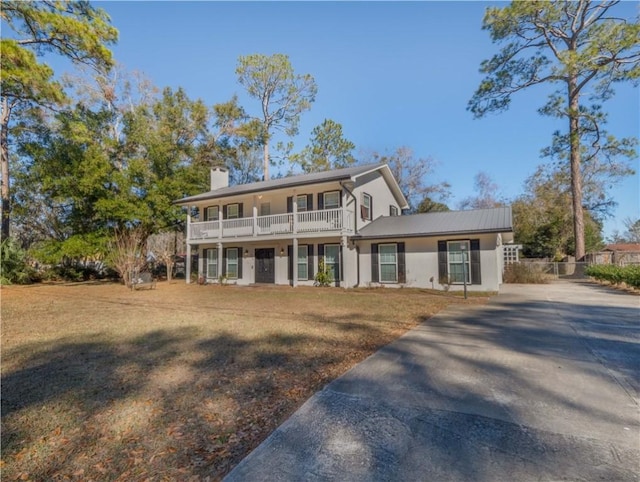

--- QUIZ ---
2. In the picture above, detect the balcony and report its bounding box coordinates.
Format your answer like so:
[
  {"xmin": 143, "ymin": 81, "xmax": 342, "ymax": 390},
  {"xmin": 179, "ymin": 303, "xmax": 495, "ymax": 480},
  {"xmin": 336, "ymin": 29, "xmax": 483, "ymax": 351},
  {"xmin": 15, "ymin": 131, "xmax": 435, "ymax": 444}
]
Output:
[{"xmin": 188, "ymin": 208, "xmax": 353, "ymax": 242}]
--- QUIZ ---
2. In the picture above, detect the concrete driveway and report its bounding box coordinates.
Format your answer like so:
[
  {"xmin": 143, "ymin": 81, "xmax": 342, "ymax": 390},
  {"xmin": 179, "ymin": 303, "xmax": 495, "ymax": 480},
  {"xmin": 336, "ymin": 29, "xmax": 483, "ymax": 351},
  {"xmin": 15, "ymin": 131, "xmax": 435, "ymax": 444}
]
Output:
[{"xmin": 225, "ymin": 282, "xmax": 639, "ymax": 481}]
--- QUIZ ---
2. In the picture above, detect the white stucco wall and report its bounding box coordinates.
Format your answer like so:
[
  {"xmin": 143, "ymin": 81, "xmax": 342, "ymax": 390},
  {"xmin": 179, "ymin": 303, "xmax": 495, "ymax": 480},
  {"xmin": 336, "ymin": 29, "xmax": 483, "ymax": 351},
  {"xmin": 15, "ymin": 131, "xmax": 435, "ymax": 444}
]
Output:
[{"xmin": 356, "ymin": 233, "xmax": 505, "ymax": 292}]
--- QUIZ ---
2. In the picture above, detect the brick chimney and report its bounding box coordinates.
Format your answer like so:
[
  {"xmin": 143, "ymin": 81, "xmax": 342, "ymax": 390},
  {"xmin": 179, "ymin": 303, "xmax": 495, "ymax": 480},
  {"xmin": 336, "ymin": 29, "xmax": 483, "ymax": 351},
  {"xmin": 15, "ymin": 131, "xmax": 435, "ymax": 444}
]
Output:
[{"xmin": 210, "ymin": 166, "xmax": 229, "ymax": 191}]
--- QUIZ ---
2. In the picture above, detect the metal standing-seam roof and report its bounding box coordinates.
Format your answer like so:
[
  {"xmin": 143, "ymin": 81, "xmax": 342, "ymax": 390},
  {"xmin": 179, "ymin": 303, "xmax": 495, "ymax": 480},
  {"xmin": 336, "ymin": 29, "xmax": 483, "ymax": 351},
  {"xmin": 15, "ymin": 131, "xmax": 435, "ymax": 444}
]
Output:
[
  {"xmin": 174, "ymin": 162, "xmax": 408, "ymax": 208},
  {"xmin": 356, "ymin": 207, "xmax": 513, "ymax": 239}
]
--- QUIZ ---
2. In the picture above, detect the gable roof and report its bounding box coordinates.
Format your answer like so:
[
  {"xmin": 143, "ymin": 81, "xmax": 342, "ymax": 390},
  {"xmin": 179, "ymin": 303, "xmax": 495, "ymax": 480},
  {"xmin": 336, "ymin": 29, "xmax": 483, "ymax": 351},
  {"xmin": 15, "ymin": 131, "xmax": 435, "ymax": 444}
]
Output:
[
  {"xmin": 356, "ymin": 207, "xmax": 513, "ymax": 239},
  {"xmin": 603, "ymin": 243, "xmax": 640, "ymax": 252},
  {"xmin": 175, "ymin": 163, "xmax": 408, "ymax": 208}
]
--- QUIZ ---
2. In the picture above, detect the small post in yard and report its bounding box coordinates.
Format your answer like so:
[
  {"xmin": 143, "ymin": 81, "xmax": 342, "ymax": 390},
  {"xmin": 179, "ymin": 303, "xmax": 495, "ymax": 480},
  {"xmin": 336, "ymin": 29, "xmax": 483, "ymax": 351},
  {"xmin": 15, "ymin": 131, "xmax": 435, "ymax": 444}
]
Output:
[{"xmin": 461, "ymin": 244, "xmax": 468, "ymax": 300}]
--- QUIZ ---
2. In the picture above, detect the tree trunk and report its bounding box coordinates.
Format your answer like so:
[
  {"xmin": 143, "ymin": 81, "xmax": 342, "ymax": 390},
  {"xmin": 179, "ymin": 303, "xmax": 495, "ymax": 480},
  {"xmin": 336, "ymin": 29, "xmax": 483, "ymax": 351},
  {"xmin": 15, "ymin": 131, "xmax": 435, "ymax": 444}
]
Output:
[
  {"xmin": 263, "ymin": 141, "xmax": 270, "ymax": 181},
  {"xmin": 568, "ymin": 77, "xmax": 585, "ymax": 260},
  {"xmin": 166, "ymin": 260, "xmax": 173, "ymax": 283},
  {"xmin": 1, "ymin": 98, "xmax": 11, "ymax": 241}
]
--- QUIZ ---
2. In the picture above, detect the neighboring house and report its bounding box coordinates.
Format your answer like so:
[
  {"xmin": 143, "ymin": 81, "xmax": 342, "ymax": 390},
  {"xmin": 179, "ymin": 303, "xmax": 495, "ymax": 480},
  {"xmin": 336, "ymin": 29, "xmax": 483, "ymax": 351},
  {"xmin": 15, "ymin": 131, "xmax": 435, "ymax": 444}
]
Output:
[
  {"xmin": 174, "ymin": 163, "xmax": 514, "ymax": 291},
  {"xmin": 587, "ymin": 244, "xmax": 640, "ymax": 266}
]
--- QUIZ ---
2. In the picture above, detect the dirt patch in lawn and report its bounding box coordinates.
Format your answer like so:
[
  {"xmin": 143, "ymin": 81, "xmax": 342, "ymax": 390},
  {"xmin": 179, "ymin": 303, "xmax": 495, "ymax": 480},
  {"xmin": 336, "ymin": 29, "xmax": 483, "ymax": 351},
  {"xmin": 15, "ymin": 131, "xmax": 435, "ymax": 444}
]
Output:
[{"xmin": 1, "ymin": 282, "xmax": 489, "ymax": 481}]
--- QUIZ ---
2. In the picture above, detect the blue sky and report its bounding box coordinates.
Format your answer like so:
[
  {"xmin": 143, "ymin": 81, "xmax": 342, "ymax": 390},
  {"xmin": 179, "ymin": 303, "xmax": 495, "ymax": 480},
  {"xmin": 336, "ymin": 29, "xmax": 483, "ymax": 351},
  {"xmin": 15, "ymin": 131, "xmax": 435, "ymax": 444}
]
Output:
[{"xmin": 76, "ymin": 2, "xmax": 640, "ymax": 236}]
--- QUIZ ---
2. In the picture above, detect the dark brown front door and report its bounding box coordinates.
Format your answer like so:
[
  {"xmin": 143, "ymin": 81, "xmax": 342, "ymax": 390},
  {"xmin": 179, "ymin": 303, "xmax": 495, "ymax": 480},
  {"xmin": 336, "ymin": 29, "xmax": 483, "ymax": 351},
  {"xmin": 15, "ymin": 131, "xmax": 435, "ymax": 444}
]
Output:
[{"xmin": 255, "ymin": 248, "xmax": 275, "ymax": 283}]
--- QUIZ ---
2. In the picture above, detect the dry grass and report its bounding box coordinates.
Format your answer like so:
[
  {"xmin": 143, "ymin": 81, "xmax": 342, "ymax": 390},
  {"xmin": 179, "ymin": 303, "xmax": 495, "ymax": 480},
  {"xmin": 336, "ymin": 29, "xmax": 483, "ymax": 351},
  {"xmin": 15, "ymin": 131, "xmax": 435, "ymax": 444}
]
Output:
[{"xmin": 1, "ymin": 281, "xmax": 489, "ymax": 481}]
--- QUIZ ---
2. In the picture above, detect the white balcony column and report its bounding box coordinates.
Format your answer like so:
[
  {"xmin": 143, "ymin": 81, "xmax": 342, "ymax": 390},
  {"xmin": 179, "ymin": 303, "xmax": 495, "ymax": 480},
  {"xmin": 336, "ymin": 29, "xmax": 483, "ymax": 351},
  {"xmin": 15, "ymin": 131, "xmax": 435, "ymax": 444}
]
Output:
[
  {"xmin": 253, "ymin": 196, "xmax": 258, "ymax": 237},
  {"xmin": 292, "ymin": 193, "xmax": 298, "ymax": 234},
  {"xmin": 186, "ymin": 207, "xmax": 192, "ymax": 240},
  {"xmin": 218, "ymin": 205, "xmax": 224, "ymax": 239},
  {"xmin": 292, "ymin": 237, "xmax": 298, "ymax": 287}
]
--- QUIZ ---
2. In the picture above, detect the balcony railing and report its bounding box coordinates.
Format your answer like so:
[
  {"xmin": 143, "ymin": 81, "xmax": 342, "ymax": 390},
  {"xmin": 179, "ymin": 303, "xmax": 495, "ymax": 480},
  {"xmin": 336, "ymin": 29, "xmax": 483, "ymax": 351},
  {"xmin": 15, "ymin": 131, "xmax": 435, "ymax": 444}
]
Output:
[{"xmin": 188, "ymin": 208, "xmax": 353, "ymax": 241}]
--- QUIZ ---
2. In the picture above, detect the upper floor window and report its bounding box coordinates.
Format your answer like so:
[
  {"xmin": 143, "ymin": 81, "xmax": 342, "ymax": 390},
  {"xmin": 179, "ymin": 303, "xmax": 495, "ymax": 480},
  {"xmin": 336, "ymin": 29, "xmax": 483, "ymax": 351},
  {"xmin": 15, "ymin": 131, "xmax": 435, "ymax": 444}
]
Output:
[
  {"xmin": 362, "ymin": 193, "xmax": 372, "ymax": 220},
  {"xmin": 390, "ymin": 205, "xmax": 398, "ymax": 217},
  {"xmin": 226, "ymin": 204, "xmax": 239, "ymax": 219},
  {"xmin": 260, "ymin": 202, "xmax": 271, "ymax": 216},
  {"xmin": 323, "ymin": 191, "xmax": 340, "ymax": 210},
  {"xmin": 296, "ymin": 195, "xmax": 308, "ymax": 212},
  {"xmin": 204, "ymin": 206, "xmax": 219, "ymax": 221}
]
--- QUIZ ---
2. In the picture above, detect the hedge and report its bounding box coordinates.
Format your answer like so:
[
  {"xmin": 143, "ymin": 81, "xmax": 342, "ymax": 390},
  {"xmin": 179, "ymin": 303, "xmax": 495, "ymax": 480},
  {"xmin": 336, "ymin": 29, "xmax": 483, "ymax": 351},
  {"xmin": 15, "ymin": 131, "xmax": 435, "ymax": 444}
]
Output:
[{"xmin": 585, "ymin": 264, "xmax": 640, "ymax": 289}]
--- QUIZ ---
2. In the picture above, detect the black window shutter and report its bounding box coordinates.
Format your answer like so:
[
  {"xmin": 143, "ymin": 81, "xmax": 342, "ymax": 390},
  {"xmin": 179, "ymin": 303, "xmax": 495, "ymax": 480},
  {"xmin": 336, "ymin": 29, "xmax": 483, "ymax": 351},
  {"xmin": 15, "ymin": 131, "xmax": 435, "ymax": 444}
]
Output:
[
  {"xmin": 237, "ymin": 247, "xmax": 242, "ymax": 279},
  {"xmin": 398, "ymin": 242, "xmax": 406, "ymax": 283},
  {"xmin": 369, "ymin": 196, "xmax": 373, "ymax": 220},
  {"xmin": 318, "ymin": 193, "xmax": 324, "ymax": 210},
  {"xmin": 288, "ymin": 245, "xmax": 293, "ymax": 281},
  {"xmin": 238, "ymin": 203, "xmax": 243, "ymax": 218},
  {"xmin": 203, "ymin": 248, "xmax": 208, "ymax": 277},
  {"xmin": 318, "ymin": 244, "xmax": 324, "ymax": 274},
  {"xmin": 223, "ymin": 204, "xmax": 228, "ymax": 219},
  {"xmin": 438, "ymin": 241, "xmax": 447, "ymax": 283},
  {"xmin": 371, "ymin": 244, "xmax": 379, "ymax": 282},
  {"xmin": 339, "ymin": 191, "xmax": 343, "ymax": 207},
  {"xmin": 338, "ymin": 245, "xmax": 343, "ymax": 286},
  {"xmin": 287, "ymin": 196, "xmax": 293, "ymax": 213},
  {"xmin": 470, "ymin": 239, "xmax": 481, "ymax": 285},
  {"xmin": 307, "ymin": 194, "xmax": 313, "ymax": 211},
  {"xmin": 222, "ymin": 248, "xmax": 227, "ymax": 276},
  {"xmin": 308, "ymin": 244, "xmax": 314, "ymax": 278}
]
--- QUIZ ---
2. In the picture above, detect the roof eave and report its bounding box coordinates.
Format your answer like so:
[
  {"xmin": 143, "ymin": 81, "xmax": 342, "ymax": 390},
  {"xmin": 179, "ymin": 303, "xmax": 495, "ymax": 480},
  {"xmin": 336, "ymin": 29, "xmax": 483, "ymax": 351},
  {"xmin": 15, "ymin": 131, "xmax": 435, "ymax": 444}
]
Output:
[{"xmin": 353, "ymin": 227, "xmax": 514, "ymax": 240}]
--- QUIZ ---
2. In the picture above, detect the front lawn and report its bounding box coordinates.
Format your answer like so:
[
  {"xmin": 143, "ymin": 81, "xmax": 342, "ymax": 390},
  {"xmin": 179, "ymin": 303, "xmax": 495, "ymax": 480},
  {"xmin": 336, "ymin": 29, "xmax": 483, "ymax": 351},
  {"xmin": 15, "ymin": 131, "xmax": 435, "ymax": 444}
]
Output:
[{"xmin": 1, "ymin": 282, "xmax": 488, "ymax": 481}]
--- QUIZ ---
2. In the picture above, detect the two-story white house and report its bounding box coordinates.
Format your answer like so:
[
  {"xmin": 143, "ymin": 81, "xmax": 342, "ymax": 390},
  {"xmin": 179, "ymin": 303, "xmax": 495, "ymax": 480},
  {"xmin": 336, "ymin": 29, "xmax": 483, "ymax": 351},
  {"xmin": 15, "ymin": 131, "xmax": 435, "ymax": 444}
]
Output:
[{"xmin": 175, "ymin": 163, "xmax": 514, "ymax": 291}]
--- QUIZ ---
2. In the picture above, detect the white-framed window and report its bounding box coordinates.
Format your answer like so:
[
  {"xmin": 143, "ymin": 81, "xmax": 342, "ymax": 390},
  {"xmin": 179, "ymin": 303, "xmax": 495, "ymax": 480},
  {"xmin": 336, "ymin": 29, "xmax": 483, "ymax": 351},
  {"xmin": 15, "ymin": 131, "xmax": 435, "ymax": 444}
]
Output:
[
  {"xmin": 206, "ymin": 248, "xmax": 218, "ymax": 279},
  {"xmin": 226, "ymin": 204, "xmax": 239, "ymax": 219},
  {"xmin": 204, "ymin": 206, "xmax": 219, "ymax": 221},
  {"xmin": 323, "ymin": 191, "xmax": 340, "ymax": 210},
  {"xmin": 362, "ymin": 193, "xmax": 372, "ymax": 220},
  {"xmin": 226, "ymin": 248, "xmax": 239, "ymax": 279},
  {"xmin": 447, "ymin": 241, "xmax": 471, "ymax": 284},
  {"xmin": 324, "ymin": 245, "xmax": 340, "ymax": 281},
  {"xmin": 260, "ymin": 202, "xmax": 271, "ymax": 216},
  {"xmin": 390, "ymin": 205, "xmax": 398, "ymax": 217},
  {"xmin": 298, "ymin": 245, "xmax": 308, "ymax": 280},
  {"xmin": 296, "ymin": 195, "xmax": 308, "ymax": 212},
  {"xmin": 379, "ymin": 244, "xmax": 398, "ymax": 283}
]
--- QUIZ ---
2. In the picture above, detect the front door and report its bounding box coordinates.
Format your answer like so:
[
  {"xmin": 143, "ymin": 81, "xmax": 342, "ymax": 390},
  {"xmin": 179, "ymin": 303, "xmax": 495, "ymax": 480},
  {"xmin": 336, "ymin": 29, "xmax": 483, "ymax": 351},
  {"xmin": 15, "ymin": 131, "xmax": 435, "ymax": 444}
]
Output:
[{"xmin": 255, "ymin": 248, "xmax": 275, "ymax": 283}]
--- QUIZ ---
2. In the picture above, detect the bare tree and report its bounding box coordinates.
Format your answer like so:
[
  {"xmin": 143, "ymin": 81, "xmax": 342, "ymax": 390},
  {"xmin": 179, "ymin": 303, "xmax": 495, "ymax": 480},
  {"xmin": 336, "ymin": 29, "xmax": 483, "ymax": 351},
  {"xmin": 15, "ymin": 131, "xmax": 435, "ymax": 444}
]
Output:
[
  {"xmin": 458, "ymin": 171, "xmax": 505, "ymax": 210},
  {"xmin": 147, "ymin": 230, "xmax": 184, "ymax": 282},
  {"xmin": 108, "ymin": 226, "xmax": 147, "ymax": 287}
]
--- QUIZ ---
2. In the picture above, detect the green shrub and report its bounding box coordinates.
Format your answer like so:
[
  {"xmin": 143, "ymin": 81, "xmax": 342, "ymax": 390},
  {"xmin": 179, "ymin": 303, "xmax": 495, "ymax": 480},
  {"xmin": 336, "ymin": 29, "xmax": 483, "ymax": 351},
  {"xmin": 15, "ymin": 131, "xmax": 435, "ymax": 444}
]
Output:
[
  {"xmin": 314, "ymin": 259, "xmax": 333, "ymax": 287},
  {"xmin": 1, "ymin": 239, "xmax": 36, "ymax": 285},
  {"xmin": 586, "ymin": 264, "xmax": 640, "ymax": 288},
  {"xmin": 503, "ymin": 263, "xmax": 549, "ymax": 284}
]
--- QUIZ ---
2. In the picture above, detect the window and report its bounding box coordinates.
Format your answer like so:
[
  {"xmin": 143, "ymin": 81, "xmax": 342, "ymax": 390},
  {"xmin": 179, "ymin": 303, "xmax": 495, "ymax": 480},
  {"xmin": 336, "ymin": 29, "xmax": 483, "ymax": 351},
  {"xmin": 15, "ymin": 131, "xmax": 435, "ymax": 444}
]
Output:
[
  {"xmin": 362, "ymin": 193, "xmax": 372, "ymax": 220},
  {"xmin": 260, "ymin": 202, "xmax": 271, "ymax": 216},
  {"xmin": 296, "ymin": 195, "xmax": 308, "ymax": 212},
  {"xmin": 447, "ymin": 241, "xmax": 471, "ymax": 284},
  {"xmin": 379, "ymin": 244, "xmax": 398, "ymax": 283},
  {"xmin": 323, "ymin": 191, "xmax": 340, "ymax": 210},
  {"xmin": 204, "ymin": 206, "xmax": 219, "ymax": 221},
  {"xmin": 297, "ymin": 245, "xmax": 308, "ymax": 280},
  {"xmin": 226, "ymin": 248, "xmax": 239, "ymax": 279},
  {"xmin": 390, "ymin": 205, "xmax": 398, "ymax": 217},
  {"xmin": 206, "ymin": 249, "xmax": 218, "ymax": 279},
  {"xmin": 324, "ymin": 245, "xmax": 340, "ymax": 281},
  {"xmin": 226, "ymin": 204, "xmax": 239, "ymax": 219}
]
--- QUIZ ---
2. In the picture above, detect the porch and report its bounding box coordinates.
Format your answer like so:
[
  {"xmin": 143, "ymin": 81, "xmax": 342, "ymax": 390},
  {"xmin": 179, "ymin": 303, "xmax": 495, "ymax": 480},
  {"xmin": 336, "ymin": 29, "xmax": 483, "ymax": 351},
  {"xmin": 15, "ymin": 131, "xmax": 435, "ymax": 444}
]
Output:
[{"xmin": 187, "ymin": 208, "xmax": 354, "ymax": 242}]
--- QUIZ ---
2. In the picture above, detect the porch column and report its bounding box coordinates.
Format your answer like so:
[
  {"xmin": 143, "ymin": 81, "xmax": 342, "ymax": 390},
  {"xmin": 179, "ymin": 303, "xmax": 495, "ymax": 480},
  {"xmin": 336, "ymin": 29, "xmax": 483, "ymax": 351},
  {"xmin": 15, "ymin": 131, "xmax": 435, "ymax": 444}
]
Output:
[
  {"xmin": 217, "ymin": 242, "xmax": 223, "ymax": 281},
  {"xmin": 198, "ymin": 246, "xmax": 205, "ymax": 280},
  {"xmin": 185, "ymin": 206, "xmax": 192, "ymax": 284},
  {"xmin": 292, "ymin": 237, "xmax": 298, "ymax": 287}
]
